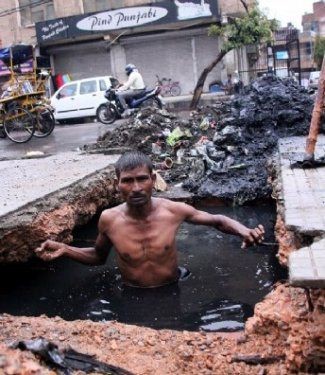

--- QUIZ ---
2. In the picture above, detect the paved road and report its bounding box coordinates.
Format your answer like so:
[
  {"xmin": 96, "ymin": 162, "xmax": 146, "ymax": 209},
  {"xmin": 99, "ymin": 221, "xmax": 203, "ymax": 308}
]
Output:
[{"xmin": 0, "ymin": 120, "xmax": 122, "ymax": 160}]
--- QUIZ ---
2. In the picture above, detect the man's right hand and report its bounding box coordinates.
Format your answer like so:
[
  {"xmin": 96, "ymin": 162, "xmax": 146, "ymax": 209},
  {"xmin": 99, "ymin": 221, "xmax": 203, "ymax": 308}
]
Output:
[{"xmin": 35, "ymin": 240, "xmax": 67, "ymax": 261}]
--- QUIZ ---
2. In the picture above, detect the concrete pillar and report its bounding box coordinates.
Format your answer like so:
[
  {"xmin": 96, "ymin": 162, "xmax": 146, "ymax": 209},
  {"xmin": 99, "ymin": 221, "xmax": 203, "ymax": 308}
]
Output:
[
  {"xmin": 191, "ymin": 37, "xmax": 198, "ymax": 84},
  {"xmin": 236, "ymin": 47, "xmax": 249, "ymax": 85},
  {"xmin": 221, "ymin": 48, "xmax": 236, "ymax": 83},
  {"xmin": 110, "ymin": 43, "xmax": 127, "ymax": 82},
  {"xmin": 240, "ymin": 46, "xmax": 249, "ymax": 85}
]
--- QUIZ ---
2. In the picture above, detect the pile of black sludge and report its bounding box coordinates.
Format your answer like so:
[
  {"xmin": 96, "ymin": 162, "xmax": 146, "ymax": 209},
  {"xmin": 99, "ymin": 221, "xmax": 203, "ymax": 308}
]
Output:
[{"xmin": 86, "ymin": 75, "xmax": 321, "ymax": 203}]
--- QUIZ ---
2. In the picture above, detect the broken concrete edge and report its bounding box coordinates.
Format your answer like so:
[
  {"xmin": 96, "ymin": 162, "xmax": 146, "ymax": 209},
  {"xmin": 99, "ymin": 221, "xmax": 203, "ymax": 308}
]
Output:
[
  {"xmin": 0, "ymin": 166, "xmax": 116, "ymax": 228},
  {"xmin": 0, "ymin": 153, "xmax": 54, "ymax": 162},
  {"xmin": 288, "ymin": 238, "xmax": 325, "ymax": 288},
  {"xmin": 80, "ymin": 147, "xmax": 133, "ymax": 155},
  {"xmin": 272, "ymin": 147, "xmax": 325, "ymax": 288},
  {"xmin": 0, "ymin": 166, "xmax": 119, "ymax": 262}
]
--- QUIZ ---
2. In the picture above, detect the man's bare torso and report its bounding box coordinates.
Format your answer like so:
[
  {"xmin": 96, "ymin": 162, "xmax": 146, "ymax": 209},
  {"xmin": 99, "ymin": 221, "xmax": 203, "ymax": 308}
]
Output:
[{"xmin": 101, "ymin": 198, "xmax": 183, "ymax": 287}]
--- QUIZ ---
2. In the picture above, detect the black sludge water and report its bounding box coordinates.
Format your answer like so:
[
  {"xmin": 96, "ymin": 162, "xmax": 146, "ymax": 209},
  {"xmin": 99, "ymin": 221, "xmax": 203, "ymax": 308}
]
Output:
[{"xmin": 0, "ymin": 202, "xmax": 287, "ymax": 332}]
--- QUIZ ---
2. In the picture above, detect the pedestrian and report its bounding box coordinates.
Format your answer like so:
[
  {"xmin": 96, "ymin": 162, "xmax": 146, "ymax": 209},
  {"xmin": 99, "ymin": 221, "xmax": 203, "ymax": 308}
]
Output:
[
  {"xmin": 225, "ymin": 74, "xmax": 233, "ymax": 95},
  {"xmin": 116, "ymin": 64, "xmax": 146, "ymax": 115},
  {"xmin": 35, "ymin": 150, "xmax": 265, "ymax": 288}
]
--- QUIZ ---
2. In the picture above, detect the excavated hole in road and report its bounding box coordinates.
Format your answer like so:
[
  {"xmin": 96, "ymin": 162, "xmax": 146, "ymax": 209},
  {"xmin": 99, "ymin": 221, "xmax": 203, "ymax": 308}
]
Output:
[{"xmin": 0, "ymin": 199, "xmax": 287, "ymax": 332}]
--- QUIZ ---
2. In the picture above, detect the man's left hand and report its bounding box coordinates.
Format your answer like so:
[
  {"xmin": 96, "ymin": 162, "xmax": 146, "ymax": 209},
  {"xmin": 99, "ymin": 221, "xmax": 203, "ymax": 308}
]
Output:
[{"xmin": 241, "ymin": 224, "xmax": 265, "ymax": 249}]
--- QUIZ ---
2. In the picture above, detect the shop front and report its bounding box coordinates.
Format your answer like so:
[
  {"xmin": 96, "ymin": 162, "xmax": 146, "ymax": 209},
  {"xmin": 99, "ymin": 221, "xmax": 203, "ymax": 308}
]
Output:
[{"xmin": 36, "ymin": 1, "xmax": 222, "ymax": 94}]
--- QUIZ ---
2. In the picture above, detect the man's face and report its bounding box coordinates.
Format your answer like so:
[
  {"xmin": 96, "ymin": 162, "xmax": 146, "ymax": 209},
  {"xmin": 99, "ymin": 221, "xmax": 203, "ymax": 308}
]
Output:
[{"xmin": 117, "ymin": 165, "xmax": 156, "ymax": 207}]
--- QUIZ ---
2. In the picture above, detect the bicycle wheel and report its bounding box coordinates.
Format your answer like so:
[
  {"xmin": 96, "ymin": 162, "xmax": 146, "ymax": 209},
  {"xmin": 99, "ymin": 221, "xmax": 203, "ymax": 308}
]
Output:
[
  {"xmin": 33, "ymin": 105, "xmax": 55, "ymax": 138},
  {"xmin": 170, "ymin": 84, "xmax": 181, "ymax": 96},
  {"xmin": 4, "ymin": 107, "xmax": 35, "ymax": 143},
  {"xmin": 160, "ymin": 86, "xmax": 170, "ymax": 97}
]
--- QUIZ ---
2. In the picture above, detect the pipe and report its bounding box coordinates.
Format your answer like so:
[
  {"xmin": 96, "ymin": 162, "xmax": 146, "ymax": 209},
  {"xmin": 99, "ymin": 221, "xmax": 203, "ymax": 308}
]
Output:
[{"xmin": 304, "ymin": 55, "xmax": 325, "ymax": 160}]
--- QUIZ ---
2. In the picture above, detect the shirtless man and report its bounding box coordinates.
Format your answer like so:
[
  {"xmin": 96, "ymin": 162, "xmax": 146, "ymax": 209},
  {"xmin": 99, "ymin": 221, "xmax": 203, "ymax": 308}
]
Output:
[{"xmin": 36, "ymin": 151, "xmax": 265, "ymax": 288}]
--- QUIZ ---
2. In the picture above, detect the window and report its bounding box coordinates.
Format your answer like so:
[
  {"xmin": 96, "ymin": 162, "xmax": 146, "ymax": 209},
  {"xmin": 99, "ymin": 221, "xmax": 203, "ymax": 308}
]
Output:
[
  {"xmin": 58, "ymin": 83, "xmax": 77, "ymax": 98},
  {"xmin": 19, "ymin": 0, "xmax": 55, "ymax": 26},
  {"xmin": 99, "ymin": 79, "xmax": 107, "ymax": 91},
  {"xmin": 311, "ymin": 21, "xmax": 319, "ymax": 33},
  {"xmin": 80, "ymin": 80, "xmax": 97, "ymax": 94},
  {"xmin": 83, "ymin": 0, "xmax": 124, "ymax": 13}
]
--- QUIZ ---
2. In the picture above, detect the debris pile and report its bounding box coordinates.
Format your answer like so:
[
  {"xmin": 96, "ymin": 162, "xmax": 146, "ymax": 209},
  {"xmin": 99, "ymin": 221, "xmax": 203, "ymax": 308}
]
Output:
[{"xmin": 86, "ymin": 75, "xmax": 319, "ymax": 203}]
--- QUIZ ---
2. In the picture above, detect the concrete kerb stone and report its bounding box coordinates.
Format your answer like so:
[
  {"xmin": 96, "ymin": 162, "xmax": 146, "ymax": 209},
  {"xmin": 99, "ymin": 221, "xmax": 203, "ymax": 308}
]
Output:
[
  {"xmin": 278, "ymin": 136, "xmax": 325, "ymax": 288},
  {"xmin": 162, "ymin": 92, "xmax": 229, "ymax": 111},
  {"xmin": 289, "ymin": 238, "xmax": 325, "ymax": 288}
]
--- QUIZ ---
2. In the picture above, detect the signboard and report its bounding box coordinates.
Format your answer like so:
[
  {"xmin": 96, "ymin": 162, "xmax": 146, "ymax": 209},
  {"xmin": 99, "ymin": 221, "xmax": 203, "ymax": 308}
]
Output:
[
  {"xmin": 275, "ymin": 51, "xmax": 289, "ymax": 60},
  {"xmin": 36, "ymin": 0, "xmax": 219, "ymax": 45},
  {"xmin": 0, "ymin": 59, "xmax": 33, "ymax": 76}
]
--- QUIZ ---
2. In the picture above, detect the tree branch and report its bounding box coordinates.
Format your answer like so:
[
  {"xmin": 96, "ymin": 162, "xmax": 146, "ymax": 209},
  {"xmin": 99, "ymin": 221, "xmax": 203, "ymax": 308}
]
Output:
[{"xmin": 239, "ymin": 0, "xmax": 249, "ymax": 14}]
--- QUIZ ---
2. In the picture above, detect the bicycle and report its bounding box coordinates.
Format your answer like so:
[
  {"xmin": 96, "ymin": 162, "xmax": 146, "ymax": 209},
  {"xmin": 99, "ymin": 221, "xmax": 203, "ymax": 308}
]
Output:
[
  {"xmin": 26, "ymin": 103, "xmax": 55, "ymax": 138},
  {"xmin": 155, "ymin": 74, "xmax": 181, "ymax": 97},
  {"xmin": 0, "ymin": 44, "xmax": 55, "ymax": 141},
  {"xmin": 0, "ymin": 103, "xmax": 35, "ymax": 143}
]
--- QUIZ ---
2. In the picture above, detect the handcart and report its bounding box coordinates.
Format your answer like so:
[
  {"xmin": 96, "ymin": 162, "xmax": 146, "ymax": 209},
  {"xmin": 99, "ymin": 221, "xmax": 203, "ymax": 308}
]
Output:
[{"xmin": 0, "ymin": 44, "xmax": 55, "ymax": 143}]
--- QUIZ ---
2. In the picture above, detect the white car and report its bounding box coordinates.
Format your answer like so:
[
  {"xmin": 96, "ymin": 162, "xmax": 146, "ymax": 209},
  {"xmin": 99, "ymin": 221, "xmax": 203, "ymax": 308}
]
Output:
[
  {"xmin": 51, "ymin": 76, "xmax": 119, "ymax": 122},
  {"xmin": 308, "ymin": 71, "xmax": 320, "ymax": 90}
]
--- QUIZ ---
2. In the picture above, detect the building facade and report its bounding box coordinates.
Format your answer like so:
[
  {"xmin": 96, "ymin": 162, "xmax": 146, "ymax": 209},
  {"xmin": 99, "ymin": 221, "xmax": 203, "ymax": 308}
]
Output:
[
  {"xmin": 0, "ymin": 0, "xmax": 252, "ymax": 93},
  {"xmin": 300, "ymin": 1, "xmax": 325, "ymax": 72}
]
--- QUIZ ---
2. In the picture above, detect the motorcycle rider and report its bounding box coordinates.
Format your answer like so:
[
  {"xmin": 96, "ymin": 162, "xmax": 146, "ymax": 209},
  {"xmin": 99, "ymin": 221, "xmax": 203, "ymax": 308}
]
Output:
[{"xmin": 116, "ymin": 64, "xmax": 146, "ymax": 114}]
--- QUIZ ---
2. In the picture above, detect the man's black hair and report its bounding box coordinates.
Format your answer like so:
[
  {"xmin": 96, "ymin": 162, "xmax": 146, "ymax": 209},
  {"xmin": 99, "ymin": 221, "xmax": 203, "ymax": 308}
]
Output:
[{"xmin": 115, "ymin": 150, "xmax": 153, "ymax": 179}]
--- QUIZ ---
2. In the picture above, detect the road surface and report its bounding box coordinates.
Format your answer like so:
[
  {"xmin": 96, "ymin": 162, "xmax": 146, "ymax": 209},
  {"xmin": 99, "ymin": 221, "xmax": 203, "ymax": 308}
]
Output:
[{"xmin": 0, "ymin": 120, "xmax": 121, "ymax": 160}]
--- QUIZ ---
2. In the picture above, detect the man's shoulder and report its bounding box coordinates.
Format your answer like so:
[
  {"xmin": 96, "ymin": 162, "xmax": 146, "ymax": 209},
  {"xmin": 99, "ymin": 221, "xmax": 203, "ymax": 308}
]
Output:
[
  {"xmin": 132, "ymin": 71, "xmax": 142, "ymax": 78},
  {"xmin": 153, "ymin": 197, "xmax": 188, "ymax": 214},
  {"xmin": 100, "ymin": 204, "xmax": 125, "ymax": 222}
]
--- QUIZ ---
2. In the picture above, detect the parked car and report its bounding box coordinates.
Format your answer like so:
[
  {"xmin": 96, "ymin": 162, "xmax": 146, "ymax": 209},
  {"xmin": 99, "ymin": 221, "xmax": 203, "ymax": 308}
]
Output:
[
  {"xmin": 308, "ymin": 71, "xmax": 320, "ymax": 90},
  {"xmin": 51, "ymin": 76, "xmax": 119, "ymax": 122}
]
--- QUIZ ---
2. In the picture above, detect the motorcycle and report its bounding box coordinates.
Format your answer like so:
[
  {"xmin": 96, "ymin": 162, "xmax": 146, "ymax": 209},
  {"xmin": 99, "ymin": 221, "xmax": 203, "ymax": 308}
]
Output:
[{"xmin": 96, "ymin": 85, "xmax": 163, "ymax": 124}]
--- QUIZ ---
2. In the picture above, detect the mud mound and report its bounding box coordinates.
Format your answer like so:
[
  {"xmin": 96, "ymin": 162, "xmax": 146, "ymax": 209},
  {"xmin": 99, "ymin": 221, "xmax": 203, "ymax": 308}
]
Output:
[{"xmin": 86, "ymin": 75, "xmax": 320, "ymax": 203}]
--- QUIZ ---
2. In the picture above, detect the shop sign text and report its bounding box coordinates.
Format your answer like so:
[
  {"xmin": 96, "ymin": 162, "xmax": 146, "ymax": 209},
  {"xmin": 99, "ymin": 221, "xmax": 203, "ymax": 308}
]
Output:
[{"xmin": 77, "ymin": 7, "xmax": 167, "ymax": 31}]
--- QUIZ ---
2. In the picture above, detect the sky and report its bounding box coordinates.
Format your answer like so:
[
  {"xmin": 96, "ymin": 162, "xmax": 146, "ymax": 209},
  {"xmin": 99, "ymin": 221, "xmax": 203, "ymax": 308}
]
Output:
[{"xmin": 258, "ymin": 0, "xmax": 316, "ymax": 30}]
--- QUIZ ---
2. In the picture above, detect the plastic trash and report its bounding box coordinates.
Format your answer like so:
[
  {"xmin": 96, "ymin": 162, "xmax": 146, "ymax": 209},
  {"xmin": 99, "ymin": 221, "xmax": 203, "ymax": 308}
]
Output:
[{"xmin": 11, "ymin": 338, "xmax": 133, "ymax": 375}]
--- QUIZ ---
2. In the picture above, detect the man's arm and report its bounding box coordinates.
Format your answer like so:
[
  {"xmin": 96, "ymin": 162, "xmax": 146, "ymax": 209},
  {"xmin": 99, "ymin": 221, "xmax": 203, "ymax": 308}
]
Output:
[
  {"xmin": 177, "ymin": 202, "xmax": 264, "ymax": 248},
  {"xmin": 119, "ymin": 73, "xmax": 136, "ymax": 91},
  {"xmin": 35, "ymin": 214, "xmax": 113, "ymax": 265}
]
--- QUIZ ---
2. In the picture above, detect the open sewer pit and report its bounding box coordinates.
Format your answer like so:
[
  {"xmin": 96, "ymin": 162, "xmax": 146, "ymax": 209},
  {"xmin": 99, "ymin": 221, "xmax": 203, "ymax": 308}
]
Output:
[{"xmin": 0, "ymin": 198, "xmax": 286, "ymax": 333}]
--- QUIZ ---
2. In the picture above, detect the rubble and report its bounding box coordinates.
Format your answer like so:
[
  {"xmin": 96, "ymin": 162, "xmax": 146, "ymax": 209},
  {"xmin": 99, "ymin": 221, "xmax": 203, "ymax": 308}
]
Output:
[
  {"xmin": 0, "ymin": 282, "xmax": 323, "ymax": 373},
  {"xmin": 85, "ymin": 75, "xmax": 322, "ymax": 203}
]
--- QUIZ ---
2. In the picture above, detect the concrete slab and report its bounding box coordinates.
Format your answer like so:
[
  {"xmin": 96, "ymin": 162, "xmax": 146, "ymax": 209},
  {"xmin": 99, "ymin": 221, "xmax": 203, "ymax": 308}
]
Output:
[
  {"xmin": 0, "ymin": 151, "xmax": 120, "ymax": 219},
  {"xmin": 162, "ymin": 92, "xmax": 229, "ymax": 110},
  {"xmin": 278, "ymin": 135, "xmax": 325, "ymax": 288},
  {"xmin": 289, "ymin": 238, "xmax": 325, "ymax": 288},
  {"xmin": 278, "ymin": 136, "xmax": 325, "ymax": 235}
]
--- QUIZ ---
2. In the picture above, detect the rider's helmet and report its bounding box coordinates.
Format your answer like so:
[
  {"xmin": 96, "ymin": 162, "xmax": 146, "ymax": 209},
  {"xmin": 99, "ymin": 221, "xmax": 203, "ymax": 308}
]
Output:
[{"xmin": 125, "ymin": 63, "xmax": 136, "ymax": 76}]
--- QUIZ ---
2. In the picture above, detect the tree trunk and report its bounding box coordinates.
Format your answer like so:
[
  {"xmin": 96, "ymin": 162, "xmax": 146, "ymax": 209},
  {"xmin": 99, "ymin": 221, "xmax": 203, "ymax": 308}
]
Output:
[{"xmin": 190, "ymin": 49, "xmax": 228, "ymax": 110}]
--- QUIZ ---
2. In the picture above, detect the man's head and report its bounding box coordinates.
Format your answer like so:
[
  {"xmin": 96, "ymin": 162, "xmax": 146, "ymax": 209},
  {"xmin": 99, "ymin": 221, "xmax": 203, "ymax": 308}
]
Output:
[
  {"xmin": 125, "ymin": 63, "xmax": 136, "ymax": 76},
  {"xmin": 115, "ymin": 151, "xmax": 155, "ymax": 207}
]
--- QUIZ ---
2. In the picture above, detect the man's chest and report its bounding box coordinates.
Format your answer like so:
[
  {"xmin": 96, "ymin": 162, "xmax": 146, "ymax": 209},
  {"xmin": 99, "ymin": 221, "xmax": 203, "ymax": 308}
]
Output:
[{"xmin": 108, "ymin": 219, "xmax": 178, "ymax": 261}]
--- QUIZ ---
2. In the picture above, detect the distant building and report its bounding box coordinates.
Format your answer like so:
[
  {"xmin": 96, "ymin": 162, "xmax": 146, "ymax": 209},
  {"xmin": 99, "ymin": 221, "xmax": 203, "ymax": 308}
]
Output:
[
  {"xmin": 302, "ymin": 1, "xmax": 325, "ymax": 36},
  {"xmin": 300, "ymin": 0, "xmax": 325, "ymax": 73},
  {"xmin": 246, "ymin": 1, "xmax": 325, "ymax": 85}
]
